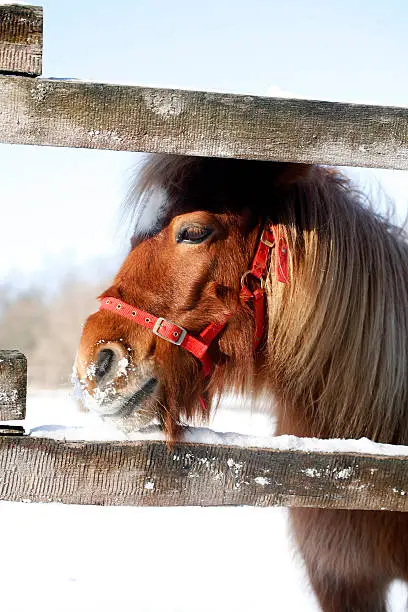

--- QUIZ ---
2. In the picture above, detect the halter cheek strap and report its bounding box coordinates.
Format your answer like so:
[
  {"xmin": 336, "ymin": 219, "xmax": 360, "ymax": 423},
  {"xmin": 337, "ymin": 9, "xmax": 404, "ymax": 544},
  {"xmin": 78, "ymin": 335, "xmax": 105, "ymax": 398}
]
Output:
[
  {"xmin": 240, "ymin": 223, "xmax": 288, "ymax": 348},
  {"xmin": 99, "ymin": 221, "xmax": 288, "ymax": 376}
]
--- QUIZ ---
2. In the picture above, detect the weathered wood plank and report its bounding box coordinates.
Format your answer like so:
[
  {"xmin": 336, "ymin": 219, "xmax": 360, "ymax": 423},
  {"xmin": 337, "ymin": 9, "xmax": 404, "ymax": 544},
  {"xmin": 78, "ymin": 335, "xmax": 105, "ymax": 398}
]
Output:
[
  {"xmin": 0, "ymin": 5, "xmax": 42, "ymax": 76},
  {"xmin": 0, "ymin": 351, "xmax": 26, "ymax": 420},
  {"xmin": 0, "ymin": 436, "xmax": 407, "ymax": 509},
  {"xmin": 0, "ymin": 76, "xmax": 407, "ymax": 169}
]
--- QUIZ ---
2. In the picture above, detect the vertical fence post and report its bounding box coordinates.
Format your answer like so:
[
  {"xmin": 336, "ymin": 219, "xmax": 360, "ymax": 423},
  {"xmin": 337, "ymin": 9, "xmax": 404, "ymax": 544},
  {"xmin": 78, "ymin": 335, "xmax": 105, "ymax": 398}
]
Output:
[
  {"xmin": 0, "ymin": 350, "xmax": 27, "ymax": 421},
  {"xmin": 0, "ymin": 4, "xmax": 43, "ymax": 76}
]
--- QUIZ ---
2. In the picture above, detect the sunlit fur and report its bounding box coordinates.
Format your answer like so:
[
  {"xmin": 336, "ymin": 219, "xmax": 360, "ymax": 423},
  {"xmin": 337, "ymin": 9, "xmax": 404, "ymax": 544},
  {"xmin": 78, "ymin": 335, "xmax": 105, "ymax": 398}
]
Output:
[{"xmin": 78, "ymin": 154, "xmax": 408, "ymax": 610}]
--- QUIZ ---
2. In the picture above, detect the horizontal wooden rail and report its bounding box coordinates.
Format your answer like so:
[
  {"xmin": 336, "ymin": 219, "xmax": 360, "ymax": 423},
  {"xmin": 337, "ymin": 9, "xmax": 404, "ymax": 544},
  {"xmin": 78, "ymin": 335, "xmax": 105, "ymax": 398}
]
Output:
[
  {"xmin": 0, "ymin": 436, "xmax": 407, "ymax": 509},
  {"xmin": 0, "ymin": 76, "xmax": 407, "ymax": 169},
  {"xmin": 0, "ymin": 5, "xmax": 42, "ymax": 76},
  {"xmin": 0, "ymin": 351, "xmax": 26, "ymax": 420}
]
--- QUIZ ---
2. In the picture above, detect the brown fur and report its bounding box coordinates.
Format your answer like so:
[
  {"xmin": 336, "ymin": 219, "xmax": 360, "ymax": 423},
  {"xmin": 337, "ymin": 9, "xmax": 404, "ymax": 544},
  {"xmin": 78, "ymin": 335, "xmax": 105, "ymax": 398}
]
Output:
[{"xmin": 77, "ymin": 154, "xmax": 408, "ymax": 610}]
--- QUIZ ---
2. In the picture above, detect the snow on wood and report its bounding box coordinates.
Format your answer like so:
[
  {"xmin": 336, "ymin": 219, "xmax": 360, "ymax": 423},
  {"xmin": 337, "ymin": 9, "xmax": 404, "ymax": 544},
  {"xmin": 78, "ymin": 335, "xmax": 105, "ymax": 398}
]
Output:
[
  {"xmin": 0, "ymin": 434, "xmax": 407, "ymax": 510},
  {"xmin": 0, "ymin": 390, "xmax": 405, "ymax": 510},
  {"xmin": 30, "ymin": 419, "xmax": 408, "ymax": 457}
]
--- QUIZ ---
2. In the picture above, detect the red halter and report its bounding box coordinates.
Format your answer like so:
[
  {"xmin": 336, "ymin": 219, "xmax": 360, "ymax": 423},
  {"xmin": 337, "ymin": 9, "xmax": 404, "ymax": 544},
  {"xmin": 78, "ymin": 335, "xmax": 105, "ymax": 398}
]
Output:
[{"xmin": 99, "ymin": 221, "xmax": 288, "ymax": 376}]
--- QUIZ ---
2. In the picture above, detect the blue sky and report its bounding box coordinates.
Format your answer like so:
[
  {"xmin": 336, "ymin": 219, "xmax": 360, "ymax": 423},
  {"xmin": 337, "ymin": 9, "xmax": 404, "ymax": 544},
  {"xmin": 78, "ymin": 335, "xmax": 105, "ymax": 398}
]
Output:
[{"xmin": 1, "ymin": 0, "xmax": 408, "ymax": 286}]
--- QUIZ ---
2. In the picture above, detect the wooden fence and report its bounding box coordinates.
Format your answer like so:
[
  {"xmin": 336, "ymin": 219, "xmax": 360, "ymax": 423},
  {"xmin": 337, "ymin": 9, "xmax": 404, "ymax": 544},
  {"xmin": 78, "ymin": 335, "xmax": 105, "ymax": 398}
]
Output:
[{"xmin": 1, "ymin": 4, "xmax": 408, "ymax": 510}]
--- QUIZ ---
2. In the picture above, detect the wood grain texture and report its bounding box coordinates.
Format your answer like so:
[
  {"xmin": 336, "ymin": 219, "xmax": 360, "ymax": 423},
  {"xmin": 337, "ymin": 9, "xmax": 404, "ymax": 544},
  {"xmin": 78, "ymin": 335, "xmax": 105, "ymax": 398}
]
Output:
[
  {"xmin": 0, "ymin": 351, "xmax": 26, "ymax": 420},
  {"xmin": 0, "ymin": 76, "xmax": 407, "ymax": 169},
  {"xmin": 0, "ymin": 436, "xmax": 407, "ymax": 509},
  {"xmin": 0, "ymin": 5, "xmax": 42, "ymax": 76}
]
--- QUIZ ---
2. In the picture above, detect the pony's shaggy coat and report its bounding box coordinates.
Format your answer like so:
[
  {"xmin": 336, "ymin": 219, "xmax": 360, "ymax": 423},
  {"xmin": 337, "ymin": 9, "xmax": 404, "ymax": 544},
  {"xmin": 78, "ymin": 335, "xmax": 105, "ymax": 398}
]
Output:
[{"xmin": 79, "ymin": 154, "xmax": 408, "ymax": 611}]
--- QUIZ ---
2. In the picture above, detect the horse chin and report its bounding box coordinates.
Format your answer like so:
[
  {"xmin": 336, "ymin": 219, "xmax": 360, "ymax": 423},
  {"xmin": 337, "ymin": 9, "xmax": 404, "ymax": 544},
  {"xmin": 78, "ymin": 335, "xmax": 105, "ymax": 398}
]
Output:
[
  {"xmin": 112, "ymin": 377, "xmax": 159, "ymax": 419},
  {"xmin": 100, "ymin": 377, "xmax": 159, "ymax": 426},
  {"xmin": 101, "ymin": 378, "xmax": 161, "ymax": 433},
  {"xmin": 76, "ymin": 372, "xmax": 160, "ymax": 431}
]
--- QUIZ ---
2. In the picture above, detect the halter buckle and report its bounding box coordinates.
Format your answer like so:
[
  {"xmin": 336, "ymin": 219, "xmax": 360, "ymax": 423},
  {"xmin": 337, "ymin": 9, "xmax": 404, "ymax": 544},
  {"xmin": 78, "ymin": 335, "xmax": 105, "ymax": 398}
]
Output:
[{"xmin": 153, "ymin": 317, "xmax": 187, "ymax": 346}]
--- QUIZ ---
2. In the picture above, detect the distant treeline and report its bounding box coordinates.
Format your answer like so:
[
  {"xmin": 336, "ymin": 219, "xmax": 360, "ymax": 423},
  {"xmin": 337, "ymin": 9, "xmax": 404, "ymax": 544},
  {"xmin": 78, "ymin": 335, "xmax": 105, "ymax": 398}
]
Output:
[{"xmin": 0, "ymin": 274, "xmax": 109, "ymax": 388}]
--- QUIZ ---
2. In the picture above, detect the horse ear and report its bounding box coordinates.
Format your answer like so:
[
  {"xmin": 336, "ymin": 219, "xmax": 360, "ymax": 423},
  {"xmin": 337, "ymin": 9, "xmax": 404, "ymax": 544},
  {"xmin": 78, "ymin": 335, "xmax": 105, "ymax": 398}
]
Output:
[{"xmin": 97, "ymin": 285, "xmax": 123, "ymax": 301}]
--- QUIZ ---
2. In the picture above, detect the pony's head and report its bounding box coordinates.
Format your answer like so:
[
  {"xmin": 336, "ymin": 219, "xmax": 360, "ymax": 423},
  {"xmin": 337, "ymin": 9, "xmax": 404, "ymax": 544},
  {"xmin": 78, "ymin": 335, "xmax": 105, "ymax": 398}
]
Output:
[
  {"xmin": 75, "ymin": 155, "xmax": 307, "ymax": 437},
  {"xmin": 75, "ymin": 154, "xmax": 408, "ymax": 445}
]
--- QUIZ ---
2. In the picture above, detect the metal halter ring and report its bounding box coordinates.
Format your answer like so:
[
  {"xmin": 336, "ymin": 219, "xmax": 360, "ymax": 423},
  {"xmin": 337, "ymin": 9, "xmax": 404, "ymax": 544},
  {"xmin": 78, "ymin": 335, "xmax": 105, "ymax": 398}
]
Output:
[{"xmin": 240, "ymin": 270, "xmax": 265, "ymax": 290}]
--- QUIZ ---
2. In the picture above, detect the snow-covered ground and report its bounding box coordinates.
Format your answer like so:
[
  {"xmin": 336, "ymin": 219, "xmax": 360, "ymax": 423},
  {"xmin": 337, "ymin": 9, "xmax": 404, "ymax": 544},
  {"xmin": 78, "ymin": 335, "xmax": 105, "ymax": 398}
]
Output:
[{"xmin": 1, "ymin": 390, "xmax": 406, "ymax": 611}]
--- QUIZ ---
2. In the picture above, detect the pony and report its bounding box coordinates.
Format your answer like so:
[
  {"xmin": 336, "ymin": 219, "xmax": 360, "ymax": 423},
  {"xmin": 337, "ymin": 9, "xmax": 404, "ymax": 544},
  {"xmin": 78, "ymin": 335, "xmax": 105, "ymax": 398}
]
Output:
[{"xmin": 75, "ymin": 154, "xmax": 408, "ymax": 611}]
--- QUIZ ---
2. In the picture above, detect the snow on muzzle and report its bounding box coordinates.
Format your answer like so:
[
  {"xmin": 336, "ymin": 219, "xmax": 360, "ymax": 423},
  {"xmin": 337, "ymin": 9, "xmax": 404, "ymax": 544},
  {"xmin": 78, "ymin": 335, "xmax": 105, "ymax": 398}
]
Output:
[{"xmin": 73, "ymin": 341, "xmax": 157, "ymax": 417}]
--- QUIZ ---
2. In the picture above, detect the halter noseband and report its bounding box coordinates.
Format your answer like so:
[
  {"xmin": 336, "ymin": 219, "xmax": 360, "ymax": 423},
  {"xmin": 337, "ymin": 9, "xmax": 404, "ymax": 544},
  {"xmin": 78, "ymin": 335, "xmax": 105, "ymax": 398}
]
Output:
[{"xmin": 99, "ymin": 221, "xmax": 288, "ymax": 376}]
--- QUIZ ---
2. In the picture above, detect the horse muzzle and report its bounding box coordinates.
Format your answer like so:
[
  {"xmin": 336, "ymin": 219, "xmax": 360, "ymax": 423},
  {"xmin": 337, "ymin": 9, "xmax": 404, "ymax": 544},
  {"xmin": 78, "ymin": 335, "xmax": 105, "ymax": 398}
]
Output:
[{"xmin": 74, "ymin": 341, "xmax": 158, "ymax": 418}]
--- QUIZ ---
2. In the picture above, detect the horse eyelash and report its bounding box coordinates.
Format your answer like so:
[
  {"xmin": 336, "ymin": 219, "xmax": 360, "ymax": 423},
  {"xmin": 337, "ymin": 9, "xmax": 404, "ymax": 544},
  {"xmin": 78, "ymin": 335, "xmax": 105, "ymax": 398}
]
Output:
[{"xmin": 176, "ymin": 225, "xmax": 213, "ymax": 244}]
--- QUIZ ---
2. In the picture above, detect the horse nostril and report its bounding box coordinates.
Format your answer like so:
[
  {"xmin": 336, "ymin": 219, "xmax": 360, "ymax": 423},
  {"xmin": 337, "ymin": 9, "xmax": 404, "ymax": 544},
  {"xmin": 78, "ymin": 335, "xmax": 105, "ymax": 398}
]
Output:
[{"xmin": 94, "ymin": 348, "xmax": 115, "ymax": 382}]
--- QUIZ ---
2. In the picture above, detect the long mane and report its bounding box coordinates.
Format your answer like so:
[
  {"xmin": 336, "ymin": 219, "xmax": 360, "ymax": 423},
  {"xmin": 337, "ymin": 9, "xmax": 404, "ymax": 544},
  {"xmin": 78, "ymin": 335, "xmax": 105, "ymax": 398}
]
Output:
[
  {"xmin": 266, "ymin": 168, "xmax": 408, "ymax": 443},
  {"xmin": 126, "ymin": 154, "xmax": 408, "ymax": 444}
]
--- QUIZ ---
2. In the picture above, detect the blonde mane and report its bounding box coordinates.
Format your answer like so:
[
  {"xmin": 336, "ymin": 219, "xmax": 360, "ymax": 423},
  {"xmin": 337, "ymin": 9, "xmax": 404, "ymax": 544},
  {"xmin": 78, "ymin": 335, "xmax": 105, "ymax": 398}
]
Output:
[{"xmin": 267, "ymin": 167, "xmax": 408, "ymax": 443}]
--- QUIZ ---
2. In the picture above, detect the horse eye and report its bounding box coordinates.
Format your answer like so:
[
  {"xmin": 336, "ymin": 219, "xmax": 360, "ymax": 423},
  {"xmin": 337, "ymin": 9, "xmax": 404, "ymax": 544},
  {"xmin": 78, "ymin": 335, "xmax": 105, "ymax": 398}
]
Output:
[{"xmin": 176, "ymin": 225, "xmax": 213, "ymax": 244}]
